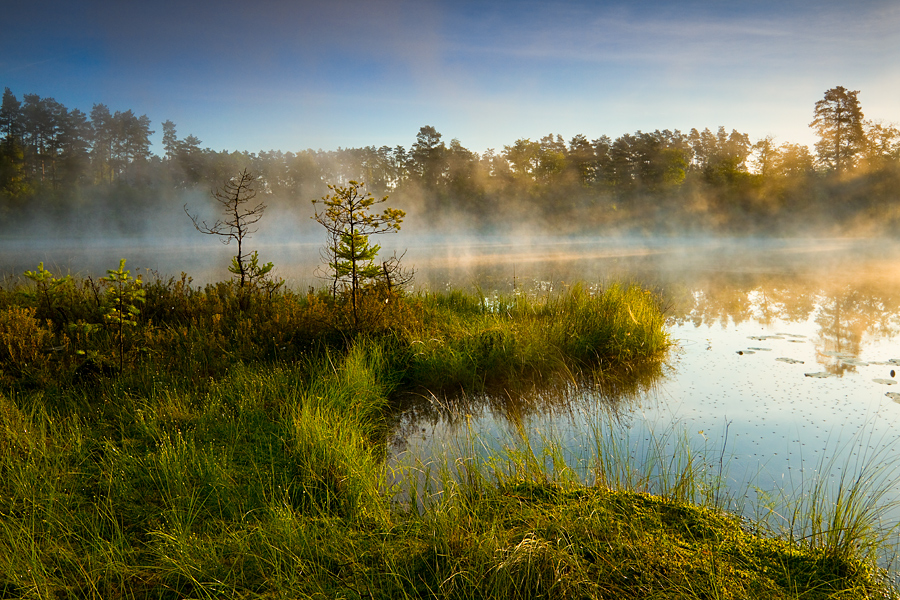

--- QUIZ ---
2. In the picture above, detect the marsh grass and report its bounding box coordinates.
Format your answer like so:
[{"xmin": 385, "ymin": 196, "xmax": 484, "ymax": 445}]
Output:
[
  {"xmin": 396, "ymin": 282, "xmax": 669, "ymax": 395},
  {"xmin": 747, "ymin": 427, "xmax": 900, "ymax": 570},
  {"xmin": 0, "ymin": 270, "xmax": 896, "ymax": 598},
  {"xmin": 393, "ymin": 415, "xmax": 899, "ymax": 599},
  {"xmin": 1, "ymin": 269, "xmax": 667, "ymax": 393}
]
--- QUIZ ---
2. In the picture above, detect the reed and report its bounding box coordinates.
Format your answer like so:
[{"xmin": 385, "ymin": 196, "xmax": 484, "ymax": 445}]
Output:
[
  {"xmin": 393, "ymin": 416, "xmax": 898, "ymax": 599},
  {"xmin": 0, "ymin": 268, "xmax": 895, "ymax": 598}
]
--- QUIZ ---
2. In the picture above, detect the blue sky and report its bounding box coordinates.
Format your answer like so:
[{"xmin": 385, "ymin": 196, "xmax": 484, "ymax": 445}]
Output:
[{"xmin": 2, "ymin": 0, "xmax": 897, "ymax": 155}]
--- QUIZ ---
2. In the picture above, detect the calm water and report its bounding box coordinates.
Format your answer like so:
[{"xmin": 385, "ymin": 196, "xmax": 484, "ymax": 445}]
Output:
[
  {"xmin": 384, "ymin": 237, "xmax": 900, "ymax": 543},
  {"xmin": 5, "ymin": 236, "xmax": 900, "ymax": 532}
]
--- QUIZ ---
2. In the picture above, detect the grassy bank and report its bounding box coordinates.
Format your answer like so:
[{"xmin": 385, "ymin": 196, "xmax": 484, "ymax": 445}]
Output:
[{"xmin": 0, "ymin": 267, "xmax": 895, "ymax": 598}]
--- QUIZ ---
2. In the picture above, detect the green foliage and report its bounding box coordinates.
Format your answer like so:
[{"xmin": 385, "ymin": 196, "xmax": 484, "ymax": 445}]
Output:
[
  {"xmin": 3, "ymin": 87, "xmax": 900, "ymax": 238},
  {"xmin": 102, "ymin": 259, "xmax": 144, "ymax": 327},
  {"xmin": 810, "ymin": 86, "xmax": 866, "ymax": 175},
  {"xmin": 312, "ymin": 180, "xmax": 406, "ymax": 329},
  {"xmin": 0, "ymin": 272, "xmax": 894, "ymax": 597},
  {"xmin": 101, "ymin": 259, "xmax": 145, "ymax": 370},
  {"xmin": 332, "ymin": 230, "xmax": 383, "ymax": 283},
  {"xmin": 2, "ymin": 269, "xmax": 671, "ymax": 396},
  {"xmin": 393, "ymin": 283, "xmax": 670, "ymax": 395},
  {"xmin": 228, "ymin": 249, "xmax": 283, "ymax": 298},
  {"xmin": 22, "ymin": 262, "xmax": 73, "ymax": 331}
]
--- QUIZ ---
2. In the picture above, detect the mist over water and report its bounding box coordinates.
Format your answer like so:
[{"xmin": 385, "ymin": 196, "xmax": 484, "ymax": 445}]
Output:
[
  {"xmin": 374, "ymin": 235, "xmax": 900, "ymax": 548},
  {"xmin": 4, "ymin": 230, "xmax": 897, "ymax": 291},
  {"xmin": 5, "ymin": 233, "xmax": 900, "ymax": 534}
]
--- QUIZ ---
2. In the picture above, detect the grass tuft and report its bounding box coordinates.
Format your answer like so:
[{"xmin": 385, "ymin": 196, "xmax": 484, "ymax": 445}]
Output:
[{"xmin": 0, "ymin": 270, "xmax": 895, "ymax": 598}]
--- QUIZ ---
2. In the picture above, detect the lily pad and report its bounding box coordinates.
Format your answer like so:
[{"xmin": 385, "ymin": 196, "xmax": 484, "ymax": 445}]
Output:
[
  {"xmin": 748, "ymin": 347, "xmax": 772, "ymax": 351},
  {"xmin": 736, "ymin": 350, "xmax": 756, "ymax": 355},
  {"xmin": 822, "ymin": 351, "xmax": 855, "ymax": 359},
  {"xmin": 787, "ymin": 340, "xmax": 806, "ymax": 343},
  {"xmin": 887, "ymin": 392, "xmax": 900, "ymax": 402},
  {"xmin": 840, "ymin": 358, "xmax": 869, "ymax": 367},
  {"xmin": 749, "ymin": 335, "xmax": 784, "ymax": 341},
  {"xmin": 805, "ymin": 372, "xmax": 834, "ymax": 378},
  {"xmin": 776, "ymin": 357, "xmax": 804, "ymax": 364},
  {"xmin": 777, "ymin": 333, "xmax": 806, "ymax": 338},
  {"xmin": 873, "ymin": 379, "xmax": 898, "ymax": 385}
]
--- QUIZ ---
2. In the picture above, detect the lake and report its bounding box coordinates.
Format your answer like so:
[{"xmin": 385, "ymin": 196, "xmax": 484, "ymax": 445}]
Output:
[
  {"xmin": 5, "ymin": 235, "xmax": 900, "ymax": 541},
  {"xmin": 385, "ymin": 236, "xmax": 900, "ymax": 547}
]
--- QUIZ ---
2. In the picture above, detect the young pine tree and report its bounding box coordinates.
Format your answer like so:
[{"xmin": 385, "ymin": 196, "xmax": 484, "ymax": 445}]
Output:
[{"xmin": 311, "ymin": 181, "xmax": 405, "ymax": 329}]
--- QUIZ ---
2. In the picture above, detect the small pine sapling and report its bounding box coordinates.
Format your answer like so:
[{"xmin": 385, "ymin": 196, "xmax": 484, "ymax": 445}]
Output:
[
  {"xmin": 23, "ymin": 262, "xmax": 73, "ymax": 332},
  {"xmin": 311, "ymin": 180, "xmax": 407, "ymax": 329},
  {"xmin": 101, "ymin": 259, "xmax": 145, "ymax": 371}
]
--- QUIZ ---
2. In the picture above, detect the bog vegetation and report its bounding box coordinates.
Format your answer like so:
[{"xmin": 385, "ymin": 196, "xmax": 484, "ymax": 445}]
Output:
[
  {"xmin": 0, "ymin": 251, "xmax": 897, "ymax": 597},
  {"xmin": 2, "ymin": 84, "xmax": 900, "ymax": 596}
]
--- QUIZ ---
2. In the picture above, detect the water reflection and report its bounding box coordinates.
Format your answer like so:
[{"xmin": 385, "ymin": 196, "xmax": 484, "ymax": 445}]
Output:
[
  {"xmin": 667, "ymin": 268, "xmax": 900, "ymax": 360},
  {"xmin": 389, "ymin": 359, "xmax": 666, "ymax": 458},
  {"xmin": 384, "ymin": 239, "xmax": 900, "ymax": 558}
]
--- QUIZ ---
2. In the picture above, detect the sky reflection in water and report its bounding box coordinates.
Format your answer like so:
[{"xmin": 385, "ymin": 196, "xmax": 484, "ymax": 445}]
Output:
[
  {"xmin": 387, "ymin": 238, "xmax": 900, "ymax": 535},
  {"xmin": 4, "ymin": 236, "xmax": 900, "ymax": 526}
]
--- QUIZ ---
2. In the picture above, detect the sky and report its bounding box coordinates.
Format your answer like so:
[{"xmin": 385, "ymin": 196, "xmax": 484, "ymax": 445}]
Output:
[{"xmin": 2, "ymin": 0, "xmax": 898, "ymax": 156}]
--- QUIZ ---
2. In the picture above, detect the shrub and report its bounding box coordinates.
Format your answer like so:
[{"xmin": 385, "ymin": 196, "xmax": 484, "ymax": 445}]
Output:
[{"xmin": 0, "ymin": 306, "xmax": 52, "ymax": 381}]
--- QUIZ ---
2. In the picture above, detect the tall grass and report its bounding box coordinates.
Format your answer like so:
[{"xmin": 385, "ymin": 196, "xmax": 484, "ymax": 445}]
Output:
[
  {"xmin": 1, "ymin": 268, "xmax": 669, "ymax": 393},
  {"xmin": 394, "ymin": 282, "xmax": 670, "ymax": 394},
  {"xmin": 0, "ymin": 269, "xmax": 896, "ymax": 598},
  {"xmin": 752, "ymin": 428, "xmax": 900, "ymax": 568},
  {"xmin": 0, "ymin": 349, "xmax": 399, "ymax": 597},
  {"xmin": 390, "ymin": 414, "xmax": 898, "ymax": 599}
]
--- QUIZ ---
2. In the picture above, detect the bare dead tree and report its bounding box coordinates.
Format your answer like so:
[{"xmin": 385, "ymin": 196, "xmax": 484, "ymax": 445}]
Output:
[
  {"xmin": 381, "ymin": 250, "xmax": 415, "ymax": 294},
  {"xmin": 184, "ymin": 168, "xmax": 270, "ymax": 288}
]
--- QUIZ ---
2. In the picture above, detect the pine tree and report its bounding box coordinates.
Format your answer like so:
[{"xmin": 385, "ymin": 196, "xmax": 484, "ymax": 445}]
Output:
[
  {"xmin": 311, "ymin": 180, "xmax": 405, "ymax": 329},
  {"xmin": 810, "ymin": 86, "xmax": 865, "ymax": 175}
]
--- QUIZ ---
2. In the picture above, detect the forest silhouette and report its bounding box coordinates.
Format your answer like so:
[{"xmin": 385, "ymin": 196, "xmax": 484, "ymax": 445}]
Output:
[{"xmin": 1, "ymin": 86, "xmax": 898, "ymax": 238}]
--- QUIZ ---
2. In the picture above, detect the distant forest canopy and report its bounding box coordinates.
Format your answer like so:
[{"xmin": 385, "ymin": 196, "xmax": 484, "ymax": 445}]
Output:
[{"xmin": 1, "ymin": 85, "xmax": 898, "ymax": 238}]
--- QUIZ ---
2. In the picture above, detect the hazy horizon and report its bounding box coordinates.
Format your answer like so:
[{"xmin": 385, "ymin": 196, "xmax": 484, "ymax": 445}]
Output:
[{"xmin": 3, "ymin": 0, "xmax": 898, "ymax": 155}]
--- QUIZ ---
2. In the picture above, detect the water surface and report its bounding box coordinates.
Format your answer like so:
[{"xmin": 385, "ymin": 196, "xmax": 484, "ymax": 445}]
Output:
[
  {"xmin": 5, "ymin": 236, "xmax": 900, "ymax": 523},
  {"xmin": 384, "ymin": 237, "xmax": 900, "ymax": 537}
]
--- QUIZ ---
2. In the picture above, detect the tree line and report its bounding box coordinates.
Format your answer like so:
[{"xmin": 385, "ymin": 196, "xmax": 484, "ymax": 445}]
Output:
[{"xmin": 1, "ymin": 86, "xmax": 898, "ymax": 236}]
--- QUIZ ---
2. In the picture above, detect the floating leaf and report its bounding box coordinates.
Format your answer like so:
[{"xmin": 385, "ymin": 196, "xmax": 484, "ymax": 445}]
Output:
[
  {"xmin": 748, "ymin": 347, "xmax": 772, "ymax": 351},
  {"xmin": 805, "ymin": 372, "xmax": 834, "ymax": 378},
  {"xmin": 776, "ymin": 357, "xmax": 804, "ymax": 364},
  {"xmin": 873, "ymin": 379, "xmax": 897, "ymax": 385},
  {"xmin": 840, "ymin": 358, "xmax": 869, "ymax": 367},
  {"xmin": 887, "ymin": 392, "xmax": 900, "ymax": 402}
]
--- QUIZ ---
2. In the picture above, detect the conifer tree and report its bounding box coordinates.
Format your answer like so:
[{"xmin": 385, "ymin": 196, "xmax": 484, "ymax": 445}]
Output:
[
  {"xmin": 810, "ymin": 86, "xmax": 865, "ymax": 175},
  {"xmin": 312, "ymin": 180, "xmax": 405, "ymax": 329}
]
